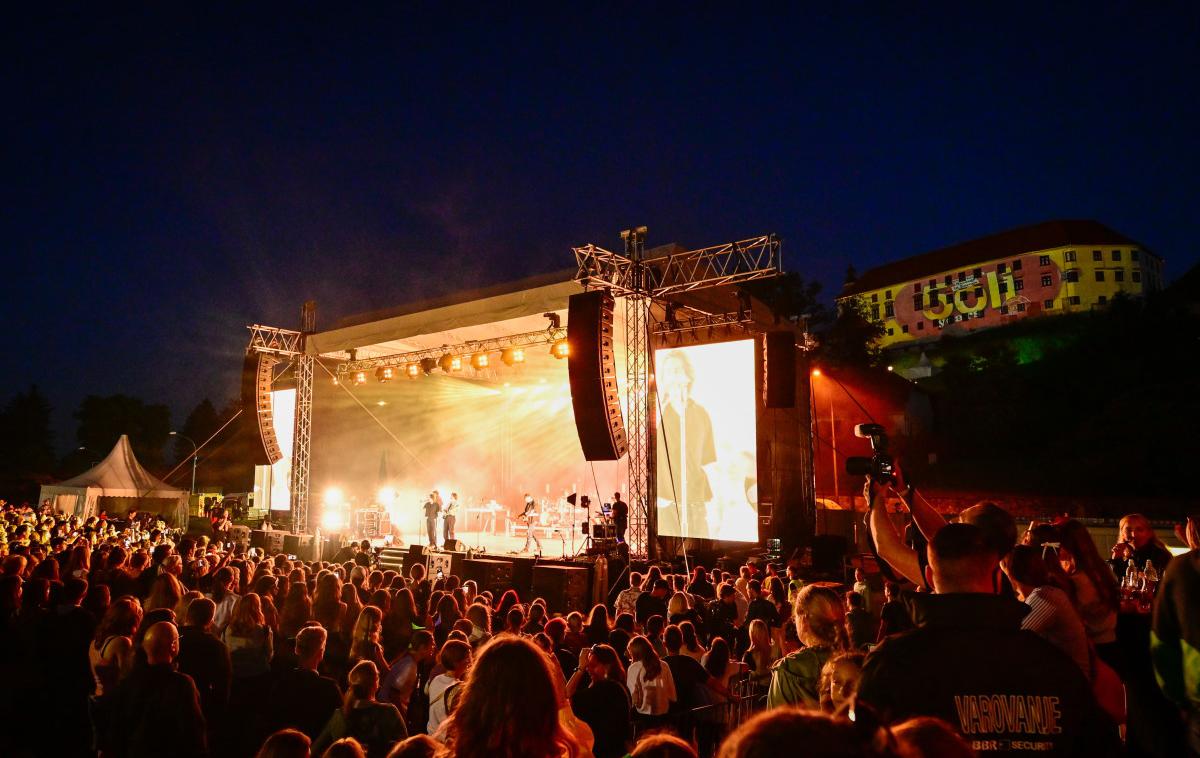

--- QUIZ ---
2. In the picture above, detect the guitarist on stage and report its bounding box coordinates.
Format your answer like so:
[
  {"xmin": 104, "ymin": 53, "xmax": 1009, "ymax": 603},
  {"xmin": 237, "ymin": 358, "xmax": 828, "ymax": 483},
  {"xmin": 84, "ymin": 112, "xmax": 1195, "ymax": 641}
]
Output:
[
  {"xmin": 519, "ymin": 494, "xmax": 542, "ymax": 555},
  {"xmin": 423, "ymin": 492, "xmax": 440, "ymax": 548}
]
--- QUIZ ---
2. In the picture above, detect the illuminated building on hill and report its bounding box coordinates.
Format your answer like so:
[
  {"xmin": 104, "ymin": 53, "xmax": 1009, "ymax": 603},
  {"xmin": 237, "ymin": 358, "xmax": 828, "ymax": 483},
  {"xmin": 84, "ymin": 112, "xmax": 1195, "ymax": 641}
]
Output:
[{"xmin": 838, "ymin": 220, "xmax": 1166, "ymax": 349}]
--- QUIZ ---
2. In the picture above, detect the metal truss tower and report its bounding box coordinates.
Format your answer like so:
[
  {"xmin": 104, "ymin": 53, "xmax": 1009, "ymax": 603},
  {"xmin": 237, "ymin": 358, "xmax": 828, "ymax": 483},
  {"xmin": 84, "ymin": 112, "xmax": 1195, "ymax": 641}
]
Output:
[
  {"xmin": 573, "ymin": 230, "xmax": 783, "ymax": 559},
  {"xmin": 291, "ymin": 301, "xmax": 316, "ymax": 534}
]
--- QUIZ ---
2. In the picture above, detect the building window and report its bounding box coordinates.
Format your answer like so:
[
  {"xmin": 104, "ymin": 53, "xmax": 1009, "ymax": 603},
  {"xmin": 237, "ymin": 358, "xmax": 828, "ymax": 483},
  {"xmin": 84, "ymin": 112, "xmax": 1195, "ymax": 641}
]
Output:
[
  {"xmin": 1095, "ymin": 270, "xmax": 1105, "ymax": 282},
  {"xmin": 887, "ymin": 327, "xmax": 894, "ymax": 336},
  {"xmin": 1132, "ymin": 271, "xmax": 1142, "ymax": 283},
  {"xmin": 1016, "ymin": 303, "xmax": 1026, "ymax": 312},
  {"xmin": 1044, "ymin": 299, "xmax": 1054, "ymax": 309},
  {"xmin": 945, "ymin": 275, "xmax": 952, "ymax": 286},
  {"xmin": 1115, "ymin": 270, "xmax": 1124, "ymax": 282},
  {"xmin": 1000, "ymin": 305, "xmax": 1009, "ymax": 314},
  {"xmin": 1012, "ymin": 259, "xmax": 1023, "ymax": 271},
  {"xmin": 1098, "ymin": 295, "xmax": 1108, "ymax": 305},
  {"xmin": 1112, "ymin": 250, "xmax": 1122, "ymax": 262},
  {"xmin": 957, "ymin": 272, "xmax": 965, "ymax": 282},
  {"xmin": 1014, "ymin": 279, "xmax": 1024, "ymax": 291},
  {"xmin": 1065, "ymin": 270, "xmax": 1079, "ymax": 283},
  {"xmin": 901, "ymin": 324, "xmax": 909, "ymax": 333},
  {"xmin": 885, "ymin": 302, "xmax": 895, "ymax": 317},
  {"xmin": 1065, "ymin": 250, "xmax": 1077, "ymax": 262},
  {"xmin": 974, "ymin": 286, "xmax": 983, "ymax": 297},
  {"xmin": 1039, "ymin": 255, "xmax": 1051, "ymax": 266},
  {"xmin": 913, "ymin": 282, "xmax": 921, "ymax": 293},
  {"xmin": 1093, "ymin": 250, "xmax": 1102, "ymax": 261},
  {"xmin": 871, "ymin": 293, "xmax": 878, "ymax": 302},
  {"xmin": 1041, "ymin": 274, "xmax": 1053, "ymax": 287},
  {"xmin": 1068, "ymin": 296, "xmax": 1081, "ymax": 305},
  {"xmin": 917, "ymin": 322, "xmax": 924, "ymax": 330},
  {"xmin": 913, "ymin": 294, "xmax": 923, "ymax": 310},
  {"xmin": 972, "ymin": 267, "xmax": 982, "ymax": 278},
  {"xmin": 999, "ymin": 281, "xmax": 1008, "ymax": 294},
  {"xmin": 871, "ymin": 304, "xmax": 880, "ymax": 319},
  {"xmin": 997, "ymin": 262, "xmax": 1007, "ymax": 274},
  {"xmin": 1132, "ymin": 250, "xmax": 1140, "ymax": 261},
  {"xmin": 885, "ymin": 289, "xmax": 892, "ymax": 299}
]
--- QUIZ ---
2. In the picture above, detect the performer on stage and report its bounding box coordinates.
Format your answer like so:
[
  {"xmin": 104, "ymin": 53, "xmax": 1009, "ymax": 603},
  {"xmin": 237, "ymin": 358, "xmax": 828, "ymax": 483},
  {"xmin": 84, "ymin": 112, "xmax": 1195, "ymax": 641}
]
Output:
[
  {"xmin": 423, "ymin": 492, "xmax": 440, "ymax": 547},
  {"xmin": 443, "ymin": 492, "xmax": 458, "ymax": 548},
  {"xmin": 520, "ymin": 493, "xmax": 542, "ymax": 555},
  {"xmin": 657, "ymin": 350, "xmax": 716, "ymax": 539},
  {"xmin": 612, "ymin": 491, "xmax": 628, "ymax": 543}
]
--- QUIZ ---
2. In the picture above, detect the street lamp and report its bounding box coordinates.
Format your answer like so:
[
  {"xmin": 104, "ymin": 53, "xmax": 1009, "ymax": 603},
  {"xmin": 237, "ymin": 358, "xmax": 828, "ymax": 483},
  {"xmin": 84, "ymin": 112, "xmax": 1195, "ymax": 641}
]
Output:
[{"xmin": 170, "ymin": 432, "xmax": 198, "ymax": 494}]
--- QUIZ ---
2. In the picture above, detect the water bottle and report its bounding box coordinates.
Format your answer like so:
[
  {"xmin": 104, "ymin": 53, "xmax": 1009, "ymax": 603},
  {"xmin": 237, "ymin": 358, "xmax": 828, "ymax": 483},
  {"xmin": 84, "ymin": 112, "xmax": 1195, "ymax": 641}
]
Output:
[{"xmin": 1142, "ymin": 559, "xmax": 1159, "ymax": 602}]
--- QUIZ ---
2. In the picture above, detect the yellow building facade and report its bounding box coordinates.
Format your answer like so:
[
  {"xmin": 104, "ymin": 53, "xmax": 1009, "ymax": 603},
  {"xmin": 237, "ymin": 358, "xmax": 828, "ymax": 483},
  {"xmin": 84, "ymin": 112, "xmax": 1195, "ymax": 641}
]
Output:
[{"xmin": 838, "ymin": 220, "xmax": 1165, "ymax": 348}]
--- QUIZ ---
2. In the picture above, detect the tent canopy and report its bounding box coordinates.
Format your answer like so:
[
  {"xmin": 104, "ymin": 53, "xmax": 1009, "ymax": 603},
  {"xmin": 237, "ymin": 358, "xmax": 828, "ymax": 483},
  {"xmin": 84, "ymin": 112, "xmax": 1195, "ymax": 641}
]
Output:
[{"xmin": 40, "ymin": 435, "xmax": 189, "ymax": 524}]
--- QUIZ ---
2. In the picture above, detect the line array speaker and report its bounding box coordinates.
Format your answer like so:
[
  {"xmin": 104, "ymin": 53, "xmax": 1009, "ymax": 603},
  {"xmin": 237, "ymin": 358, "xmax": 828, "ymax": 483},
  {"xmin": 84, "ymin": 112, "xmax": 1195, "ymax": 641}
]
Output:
[
  {"xmin": 567, "ymin": 290, "xmax": 628, "ymax": 460},
  {"xmin": 532, "ymin": 564, "xmax": 592, "ymax": 615},
  {"xmin": 241, "ymin": 352, "xmax": 284, "ymax": 466},
  {"xmin": 763, "ymin": 331, "xmax": 796, "ymax": 408}
]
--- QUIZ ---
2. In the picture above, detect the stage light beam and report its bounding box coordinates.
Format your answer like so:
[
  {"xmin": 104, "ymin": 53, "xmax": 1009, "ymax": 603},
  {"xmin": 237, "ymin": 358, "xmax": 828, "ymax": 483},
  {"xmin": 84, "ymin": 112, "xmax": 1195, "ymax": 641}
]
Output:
[{"xmin": 551, "ymin": 339, "xmax": 569, "ymax": 359}]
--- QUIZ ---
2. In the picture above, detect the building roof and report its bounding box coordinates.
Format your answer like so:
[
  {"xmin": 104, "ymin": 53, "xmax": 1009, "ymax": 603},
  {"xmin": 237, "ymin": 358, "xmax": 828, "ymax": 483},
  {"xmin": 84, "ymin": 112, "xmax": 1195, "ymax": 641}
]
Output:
[{"xmin": 840, "ymin": 219, "xmax": 1145, "ymax": 298}]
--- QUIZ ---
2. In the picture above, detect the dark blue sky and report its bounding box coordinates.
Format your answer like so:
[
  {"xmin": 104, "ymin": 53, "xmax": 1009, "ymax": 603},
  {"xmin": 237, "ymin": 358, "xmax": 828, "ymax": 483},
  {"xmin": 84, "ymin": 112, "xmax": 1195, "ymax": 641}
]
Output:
[{"xmin": 5, "ymin": 3, "xmax": 1198, "ymax": 450}]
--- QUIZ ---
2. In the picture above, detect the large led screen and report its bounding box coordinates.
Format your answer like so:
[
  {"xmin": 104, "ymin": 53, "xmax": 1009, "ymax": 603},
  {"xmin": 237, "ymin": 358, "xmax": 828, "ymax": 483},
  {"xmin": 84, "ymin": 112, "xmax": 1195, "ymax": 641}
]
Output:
[{"xmin": 655, "ymin": 339, "xmax": 757, "ymax": 541}]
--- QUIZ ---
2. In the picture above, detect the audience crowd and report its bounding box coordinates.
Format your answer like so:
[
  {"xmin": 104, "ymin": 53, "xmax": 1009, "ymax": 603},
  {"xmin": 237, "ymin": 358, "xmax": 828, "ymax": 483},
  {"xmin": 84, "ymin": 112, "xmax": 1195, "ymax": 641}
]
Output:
[{"xmin": 0, "ymin": 494, "xmax": 1196, "ymax": 758}]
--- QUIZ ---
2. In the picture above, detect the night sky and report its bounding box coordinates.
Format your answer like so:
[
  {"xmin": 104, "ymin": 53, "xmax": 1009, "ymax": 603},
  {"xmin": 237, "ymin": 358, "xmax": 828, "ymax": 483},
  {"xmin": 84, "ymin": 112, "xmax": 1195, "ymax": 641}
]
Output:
[{"xmin": 6, "ymin": 4, "xmax": 1198, "ymax": 451}]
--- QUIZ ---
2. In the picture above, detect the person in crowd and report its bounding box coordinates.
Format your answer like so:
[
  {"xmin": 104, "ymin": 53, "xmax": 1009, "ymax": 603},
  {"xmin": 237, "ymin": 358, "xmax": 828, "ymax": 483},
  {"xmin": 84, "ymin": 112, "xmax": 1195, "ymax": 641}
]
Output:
[
  {"xmin": 626, "ymin": 634, "xmax": 676, "ymax": 718},
  {"xmin": 1110, "ymin": 512, "xmax": 1174, "ymax": 579},
  {"xmin": 701, "ymin": 636, "xmax": 743, "ymax": 702},
  {"xmin": 844, "ymin": 590, "xmax": 873, "ymax": 649},
  {"xmin": 1002, "ymin": 544, "xmax": 1091, "ymax": 674},
  {"xmin": 741, "ymin": 618, "xmax": 781, "ymax": 696},
  {"xmin": 224, "ymin": 592, "xmax": 274, "ymax": 678},
  {"xmin": 875, "ymin": 581, "xmax": 912, "ymax": 641},
  {"xmin": 678, "ymin": 619, "xmax": 706, "ymax": 662},
  {"xmin": 630, "ymin": 733, "xmax": 699, "ymax": 758},
  {"xmin": 636, "ymin": 579, "xmax": 670, "ymax": 626},
  {"xmin": 615, "ymin": 571, "xmax": 643, "ymax": 619},
  {"xmin": 891, "ymin": 716, "xmax": 974, "ymax": 758},
  {"xmin": 706, "ymin": 584, "xmax": 740, "ymax": 646},
  {"xmin": 644, "ymin": 614, "xmax": 668, "ymax": 658},
  {"xmin": 664, "ymin": 623, "xmax": 731, "ymax": 709},
  {"xmin": 566, "ymin": 643, "xmax": 633, "ymax": 758},
  {"xmin": 583, "ymin": 603, "xmax": 612, "ymax": 647},
  {"xmin": 744, "ymin": 579, "xmax": 779, "ymax": 628},
  {"xmin": 256, "ymin": 728, "xmax": 312, "ymax": 758},
  {"xmin": 385, "ymin": 734, "xmax": 441, "ymax": 758},
  {"xmin": 281, "ymin": 582, "xmax": 314, "ymax": 640},
  {"xmin": 146, "ymin": 571, "xmax": 185, "ymax": 612},
  {"xmin": 767, "ymin": 585, "xmax": 846, "ymax": 708},
  {"xmin": 1152, "ymin": 514, "xmax": 1200, "ymax": 757},
  {"xmin": 380, "ymin": 629, "xmax": 435, "ymax": 720},
  {"xmin": 350, "ymin": 605, "xmax": 391, "ymax": 673},
  {"xmin": 856, "ymin": 522, "xmax": 1119, "ymax": 755},
  {"xmin": 686, "ymin": 565, "xmax": 716, "ymax": 600},
  {"xmin": 1056, "ymin": 519, "xmax": 1120, "ymax": 662},
  {"xmin": 543, "ymin": 616, "xmax": 577, "ymax": 677},
  {"xmin": 110, "ymin": 621, "xmax": 207, "ymax": 758},
  {"xmin": 208, "ymin": 565, "xmax": 240, "ymax": 633},
  {"xmin": 426, "ymin": 638, "xmax": 472, "ymax": 734},
  {"xmin": 818, "ymin": 651, "xmax": 864, "ymax": 713},
  {"xmin": 717, "ymin": 708, "xmax": 892, "ymax": 758},
  {"xmin": 439, "ymin": 635, "xmax": 583, "ymax": 757},
  {"xmin": 269, "ymin": 625, "xmax": 344, "ymax": 741},
  {"xmin": 314, "ymin": 660, "xmax": 408, "ymax": 758},
  {"xmin": 177, "ymin": 596, "xmax": 232, "ymax": 741}
]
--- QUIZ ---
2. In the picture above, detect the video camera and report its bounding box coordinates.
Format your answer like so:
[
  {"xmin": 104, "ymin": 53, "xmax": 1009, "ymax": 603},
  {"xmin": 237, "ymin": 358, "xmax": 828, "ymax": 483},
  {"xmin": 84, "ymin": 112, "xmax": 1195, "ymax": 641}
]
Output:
[{"xmin": 844, "ymin": 423, "xmax": 896, "ymax": 484}]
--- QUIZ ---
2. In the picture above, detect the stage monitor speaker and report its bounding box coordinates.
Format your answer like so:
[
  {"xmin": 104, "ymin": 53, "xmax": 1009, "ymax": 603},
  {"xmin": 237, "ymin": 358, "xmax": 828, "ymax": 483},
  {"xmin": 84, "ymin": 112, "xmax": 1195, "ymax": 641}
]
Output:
[
  {"xmin": 763, "ymin": 331, "xmax": 796, "ymax": 408},
  {"xmin": 378, "ymin": 547, "xmax": 407, "ymax": 572},
  {"xmin": 241, "ymin": 352, "xmax": 284, "ymax": 466},
  {"xmin": 250, "ymin": 530, "xmax": 267, "ymax": 550},
  {"xmin": 463, "ymin": 558, "xmax": 514, "ymax": 596},
  {"xmin": 283, "ymin": 533, "xmax": 310, "ymax": 556},
  {"xmin": 532, "ymin": 564, "xmax": 591, "ymax": 615},
  {"xmin": 567, "ymin": 290, "xmax": 628, "ymax": 461}
]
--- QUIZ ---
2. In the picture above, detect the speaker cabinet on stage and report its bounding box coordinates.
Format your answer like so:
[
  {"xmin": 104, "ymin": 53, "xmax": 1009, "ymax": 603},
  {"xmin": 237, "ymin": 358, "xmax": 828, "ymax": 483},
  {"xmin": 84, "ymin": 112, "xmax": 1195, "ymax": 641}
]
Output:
[
  {"xmin": 241, "ymin": 352, "xmax": 284, "ymax": 466},
  {"xmin": 463, "ymin": 558, "xmax": 514, "ymax": 596},
  {"xmin": 567, "ymin": 290, "xmax": 628, "ymax": 461},
  {"xmin": 532, "ymin": 564, "xmax": 591, "ymax": 615},
  {"xmin": 763, "ymin": 331, "xmax": 796, "ymax": 408}
]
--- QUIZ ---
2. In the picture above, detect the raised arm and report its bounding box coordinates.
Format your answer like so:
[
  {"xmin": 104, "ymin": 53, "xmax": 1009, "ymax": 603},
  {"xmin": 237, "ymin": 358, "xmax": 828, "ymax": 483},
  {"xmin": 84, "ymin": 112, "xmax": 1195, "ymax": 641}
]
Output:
[{"xmin": 867, "ymin": 483, "xmax": 923, "ymax": 586}]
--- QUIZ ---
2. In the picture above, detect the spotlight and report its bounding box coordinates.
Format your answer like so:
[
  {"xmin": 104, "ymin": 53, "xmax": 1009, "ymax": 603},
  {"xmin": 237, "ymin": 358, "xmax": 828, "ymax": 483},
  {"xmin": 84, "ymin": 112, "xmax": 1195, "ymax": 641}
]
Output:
[
  {"xmin": 471, "ymin": 352, "xmax": 489, "ymax": 369},
  {"xmin": 887, "ymin": 365, "xmax": 894, "ymax": 372},
  {"xmin": 406, "ymin": 363, "xmax": 420, "ymax": 378},
  {"xmin": 551, "ymin": 339, "xmax": 569, "ymax": 359},
  {"xmin": 332, "ymin": 376, "xmax": 340, "ymax": 386},
  {"xmin": 420, "ymin": 357, "xmax": 437, "ymax": 375},
  {"xmin": 811, "ymin": 368, "xmax": 822, "ymax": 377},
  {"xmin": 450, "ymin": 355, "xmax": 463, "ymax": 371},
  {"xmin": 438, "ymin": 354, "xmax": 453, "ymax": 372},
  {"xmin": 376, "ymin": 366, "xmax": 394, "ymax": 382},
  {"xmin": 323, "ymin": 487, "xmax": 344, "ymax": 506},
  {"xmin": 513, "ymin": 348, "xmax": 524, "ymax": 363},
  {"xmin": 354, "ymin": 371, "xmax": 367, "ymax": 385}
]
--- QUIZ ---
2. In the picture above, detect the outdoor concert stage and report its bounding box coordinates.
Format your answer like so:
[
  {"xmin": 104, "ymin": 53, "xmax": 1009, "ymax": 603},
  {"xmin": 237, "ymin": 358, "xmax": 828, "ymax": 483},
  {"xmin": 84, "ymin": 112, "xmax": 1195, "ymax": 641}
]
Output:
[{"xmin": 257, "ymin": 268, "xmax": 816, "ymax": 557}]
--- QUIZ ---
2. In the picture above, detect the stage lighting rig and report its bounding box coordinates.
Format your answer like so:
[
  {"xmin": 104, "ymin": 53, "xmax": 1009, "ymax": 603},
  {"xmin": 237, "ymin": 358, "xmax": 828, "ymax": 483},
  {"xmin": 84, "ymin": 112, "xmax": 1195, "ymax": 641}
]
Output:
[
  {"xmin": 406, "ymin": 363, "xmax": 420, "ymax": 378},
  {"xmin": 376, "ymin": 366, "xmax": 394, "ymax": 382},
  {"xmin": 551, "ymin": 339, "xmax": 569, "ymax": 359},
  {"xmin": 353, "ymin": 371, "xmax": 367, "ymax": 385},
  {"xmin": 420, "ymin": 357, "xmax": 437, "ymax": 375},
  {"xmin": 470, "ymin": 352, "xmax": 489, "ymax": 369},
  {"xmin": 437, "ymin": 354, "xmax": 453, "ymax": 373},
  {"xmin": 543, "ymin": 312, "xmax": 561, "ymax": 329}
]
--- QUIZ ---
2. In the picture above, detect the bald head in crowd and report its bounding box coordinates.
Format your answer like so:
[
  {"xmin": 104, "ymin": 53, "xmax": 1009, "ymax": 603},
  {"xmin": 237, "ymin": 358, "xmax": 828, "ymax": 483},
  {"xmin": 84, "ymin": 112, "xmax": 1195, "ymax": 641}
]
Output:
[
  {"xmin": 926, "ymin": 523, "xmax": 999, "ymax": 594},
  {"xmin": 143, "ymin": 621, "xmax": 180, "ymax": 665}
]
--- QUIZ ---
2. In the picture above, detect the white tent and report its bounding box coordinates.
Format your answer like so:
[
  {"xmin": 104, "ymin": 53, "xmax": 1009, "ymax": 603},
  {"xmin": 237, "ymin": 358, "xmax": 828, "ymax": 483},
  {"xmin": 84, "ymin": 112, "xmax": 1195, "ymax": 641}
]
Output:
[{"xmin": 39, "ymin": 435, "xmax": 190, "ymax": 525}]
